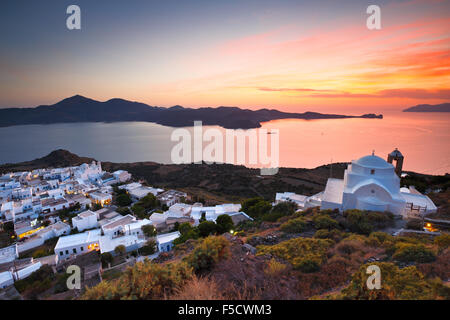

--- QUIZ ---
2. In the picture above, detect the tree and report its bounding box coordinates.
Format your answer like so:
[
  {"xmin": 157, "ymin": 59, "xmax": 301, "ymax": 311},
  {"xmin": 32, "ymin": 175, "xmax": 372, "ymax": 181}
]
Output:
[
  {"xmin": 139, "ymin": 194, "xmax": 158, "ymax": 210},
  {"xmin": 116, "ymin": 193, "xmax": 132, "ymax": 207},
  {"xmin": 117, "ymin": 207, "xmax": 132, "ymax": 216},
  {"xmin": 114, "ymin": 245, "xmax": 126, "ymax": 256},
  {"xmin": 179, "ymin": 222, "xmax": 194, "ymax": 235},
  {"xmin": 2, "ymin": 221, "xmax": 14, "ymax": 232},
  {"xmin": 132, "ymin": 205, "xmax": 146, "ymax": 219},
  {"xmin": 215, "ymin": 214, "xmax": 234, "ymax": 234},
  {"xmin": 113, "ymin": 185, "xmax": 126, "ymax": 195},
  {"xmin": 241, "ymin": 198, "xmax": 272, "ymax": 219},
  {"xmin": 142, "ymin": 224, "xmax": 156, "ymax": 238},
  {"xmin": 199, "ymin": 212, "xmax": 206, "ymax": 223},
  {"xmin": 101, "ymin": 252, "xmax": 113, "ymax": 267},
  {"xmin": 173, "ymin": 222, "xmax": 199, "ymax": 245},
  {"xmin": 198, "ymin": 221, "xmax": 217, "ymax": 237},
  {"xmin": 140, "ymin": 239, "xmax": 156, "ymax": 255}
]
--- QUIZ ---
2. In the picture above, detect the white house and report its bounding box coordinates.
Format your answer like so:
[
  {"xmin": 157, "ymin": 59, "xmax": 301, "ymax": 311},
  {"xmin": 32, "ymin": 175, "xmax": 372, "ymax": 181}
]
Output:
[
  {"xmin": 275, "ymin": 192, "xmax": 308, "ymax": 207},
  {"xmin": 101, "ymin": 214, "xmax": 136, "ymax": 238},
  {"xmin": 129, "ymin": 186, "xmax": 164, "ymax": 200},
  {"xmin": 99, "ymin": 234, "xmax": 145, "ymax": 255},
  {"xmin": 101, "ymin": 214, "xmax": 152, "ymax": 238},
  {"xmin": 17, "ymin": 221, "xmax": 71, "ymax": 253},
  {"xmin": 190, "ymin": 203, "xmax": 242, "ymax": 223},
  {"xmin": 54, "ymin": 229, "xmax": 102, "ymax": 262},
  {"xmin": 157, "ymin": 190, "xmax": 187, "ymax": 207},
  {"xmin": 0, "ymin": 244, "xmax": 18, "ymax": 264},
  {"xmin": 65, "ymin": 194, "xmax": 92, "ymax": 210},
  {"xmin": 11, "ymin": 187, "xmax": 32, "ymax": 200},
  {"xmin": 118, "ymin": 182, "xmax": 142, "ymax": 192},
  {"xmin": 72, "ymin": 210, "xmax": 98, "ymax": 232},
  {"xmin": 318, "ymin": 152, "xmax": 437, "ymax": 218},
  {"xmin": 13, "ymin": 261, "xmax": 42, "ymax": 281},
  {"xmin": 156, "ymin": 231, "xmax": 181, "ymax": 252},
  {"xmin": 41, "ymin": 197, "xmax": 69, "ymax": 214},
  {"xmin": 89, "ymin": 191, "xmax": 112, "ymax": 206},
  {"xmin": 112, "ymin": 170, "xmax": 132, "ymax": 183},
  {"xmin": 0, "ymin": 271, "xmax": 14, "ymax": 289}
]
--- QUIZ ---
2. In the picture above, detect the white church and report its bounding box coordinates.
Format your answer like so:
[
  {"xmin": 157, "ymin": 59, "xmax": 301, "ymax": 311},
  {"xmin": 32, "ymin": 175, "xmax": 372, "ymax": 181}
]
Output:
[{"xmin": 283, "ymin": 149, "xmax": 437, "ymax": 218}]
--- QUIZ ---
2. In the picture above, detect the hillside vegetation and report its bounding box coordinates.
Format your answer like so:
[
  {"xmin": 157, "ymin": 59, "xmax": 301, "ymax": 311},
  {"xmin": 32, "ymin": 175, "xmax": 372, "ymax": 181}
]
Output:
[{"xmin": 81, "ymin": 206, "xmax": 450, "ymax": 300}]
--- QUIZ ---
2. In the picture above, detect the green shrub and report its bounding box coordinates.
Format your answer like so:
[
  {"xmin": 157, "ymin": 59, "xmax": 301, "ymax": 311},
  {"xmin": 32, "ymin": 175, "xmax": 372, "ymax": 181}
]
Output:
[
  {"xmin": 280, "ymin": 217, "xmax": 307, "ymax": 233},
  {"xmin": 14, "ymin": 265, "xmax": 55, "ymax": 294},
  {"xmin": 366, "ymin": 232, "xmax": 395, "ymax": 247},
  {"xmin": 54, "ymin": 272, "xmax": 70, "ymax": 294},
  {"xmin": 82, "ymin": 261, "xmax": 192, "ymax": 300},
  {"xmin": 366, "ymin": 211, "xmax": 394, "ymax": 228},
  {"xmin": 314, "ymin": 229, "xmax": 343, "ymax": 242},
  {"xmin": 294, "ymin": 257, "xmax": 320, "ymax": 273},
  {"xmin": 185, "ymin": 236, "xmax": 230, "ymax": 272},
  {"xmin": 393, "ymin": 243, "xmax": 436, "ymax": 263},
  {"xmin": 32, "ymin": 248, "xmax": 49, "ymax": 259},
  {"xmin": 313, "ymin": 215, "xmax": 338, "ymax": 230},
  {"xmin": 341, "ymin": 262, "xmax": 437, "ymax": 299},
  {"xmin": 434, "ymin": 234, "xmax": 450, "ymax": 250},
  {"xmin": 343, "ymin": 210, "xmax": 373, "ymax": 235},
  {"xmin": 257, "ymin": 237, "xmax": 333, "ymax": 270}
]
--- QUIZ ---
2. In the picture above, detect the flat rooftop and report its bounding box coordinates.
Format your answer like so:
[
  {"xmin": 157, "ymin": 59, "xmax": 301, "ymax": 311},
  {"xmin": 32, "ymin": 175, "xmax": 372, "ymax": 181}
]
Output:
[
  {"xmin": 54, "ymin": 229, "xmax": 102, "ymax": 250},
  {"xmin": 102, "ymin": 215, "xmax": 135, "ymax": 231},
  {"xmin": 156, "ymin": 231, "xmax": 181, "ymax": 244},
  {"xmin": 99, "ymin": 234, "xmax": 142, "ymax": 254}
]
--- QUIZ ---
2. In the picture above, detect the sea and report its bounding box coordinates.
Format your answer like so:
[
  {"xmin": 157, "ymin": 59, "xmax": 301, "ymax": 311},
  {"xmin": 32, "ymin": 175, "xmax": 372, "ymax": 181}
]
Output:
[{"xmin": 0, "ymin": 111, "xmax": 448, "ymax": 175}]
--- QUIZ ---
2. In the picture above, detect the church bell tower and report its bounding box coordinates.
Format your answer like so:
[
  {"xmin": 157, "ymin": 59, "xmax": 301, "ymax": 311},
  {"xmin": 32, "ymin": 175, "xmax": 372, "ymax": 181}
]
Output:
[{"xmin": 387, "ymin": 148, "xmax": 404, "ymax": 177}]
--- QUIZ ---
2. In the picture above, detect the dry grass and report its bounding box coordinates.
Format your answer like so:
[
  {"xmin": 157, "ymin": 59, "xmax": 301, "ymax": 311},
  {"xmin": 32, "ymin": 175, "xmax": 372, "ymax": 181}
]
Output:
[{"xmin": 168, "ymin": 275, "xmax": 225, "ymax": 300}]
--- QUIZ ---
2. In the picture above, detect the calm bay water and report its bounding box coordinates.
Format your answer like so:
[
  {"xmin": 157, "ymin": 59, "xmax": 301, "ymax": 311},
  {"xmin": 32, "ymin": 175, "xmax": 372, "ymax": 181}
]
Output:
[{"xmin": 0, "ymin": 111, "xmax": 449, "ymax": 174}]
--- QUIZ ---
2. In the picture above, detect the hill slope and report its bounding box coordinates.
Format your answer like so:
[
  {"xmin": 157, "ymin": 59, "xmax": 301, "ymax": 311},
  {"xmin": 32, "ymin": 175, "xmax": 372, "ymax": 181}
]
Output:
[{"xmin": 0, "ymin": 150, "xmax": 347, "ymax": 202}]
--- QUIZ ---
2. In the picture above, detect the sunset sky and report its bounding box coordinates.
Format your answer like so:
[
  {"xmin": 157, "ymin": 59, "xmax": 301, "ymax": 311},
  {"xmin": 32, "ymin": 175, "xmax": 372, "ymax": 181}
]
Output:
[{"xmin": 1, "ymin": 0, "xmax": 449, "ymax": 113}]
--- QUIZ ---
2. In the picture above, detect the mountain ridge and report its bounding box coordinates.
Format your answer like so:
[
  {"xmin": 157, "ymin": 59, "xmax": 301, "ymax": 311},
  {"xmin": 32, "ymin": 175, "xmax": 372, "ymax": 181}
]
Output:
[
  {"xmin": 403, "ymin": 103, "xmax": 450, "ymax": 112},
  {"xmin": 0, "ymin": 95, "xmax": 383, "ymax": 129}
]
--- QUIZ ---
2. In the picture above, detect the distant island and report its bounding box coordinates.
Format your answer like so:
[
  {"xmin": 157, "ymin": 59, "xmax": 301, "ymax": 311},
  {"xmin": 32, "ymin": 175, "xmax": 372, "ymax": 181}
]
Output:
[
  {"xmin": 403, "ymin": 103, "xmax": 450, "ymax": 112},
  {"xmin": 0, "ymin": 95, "xmax": 382, "ymax": 129}
]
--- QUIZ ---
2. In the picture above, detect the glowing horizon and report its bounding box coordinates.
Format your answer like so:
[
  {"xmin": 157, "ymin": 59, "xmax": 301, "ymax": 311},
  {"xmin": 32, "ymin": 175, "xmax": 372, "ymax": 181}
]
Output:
[{"xmin": 1, "ymin": 0, "xmax": 449, "ymax": 113}]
